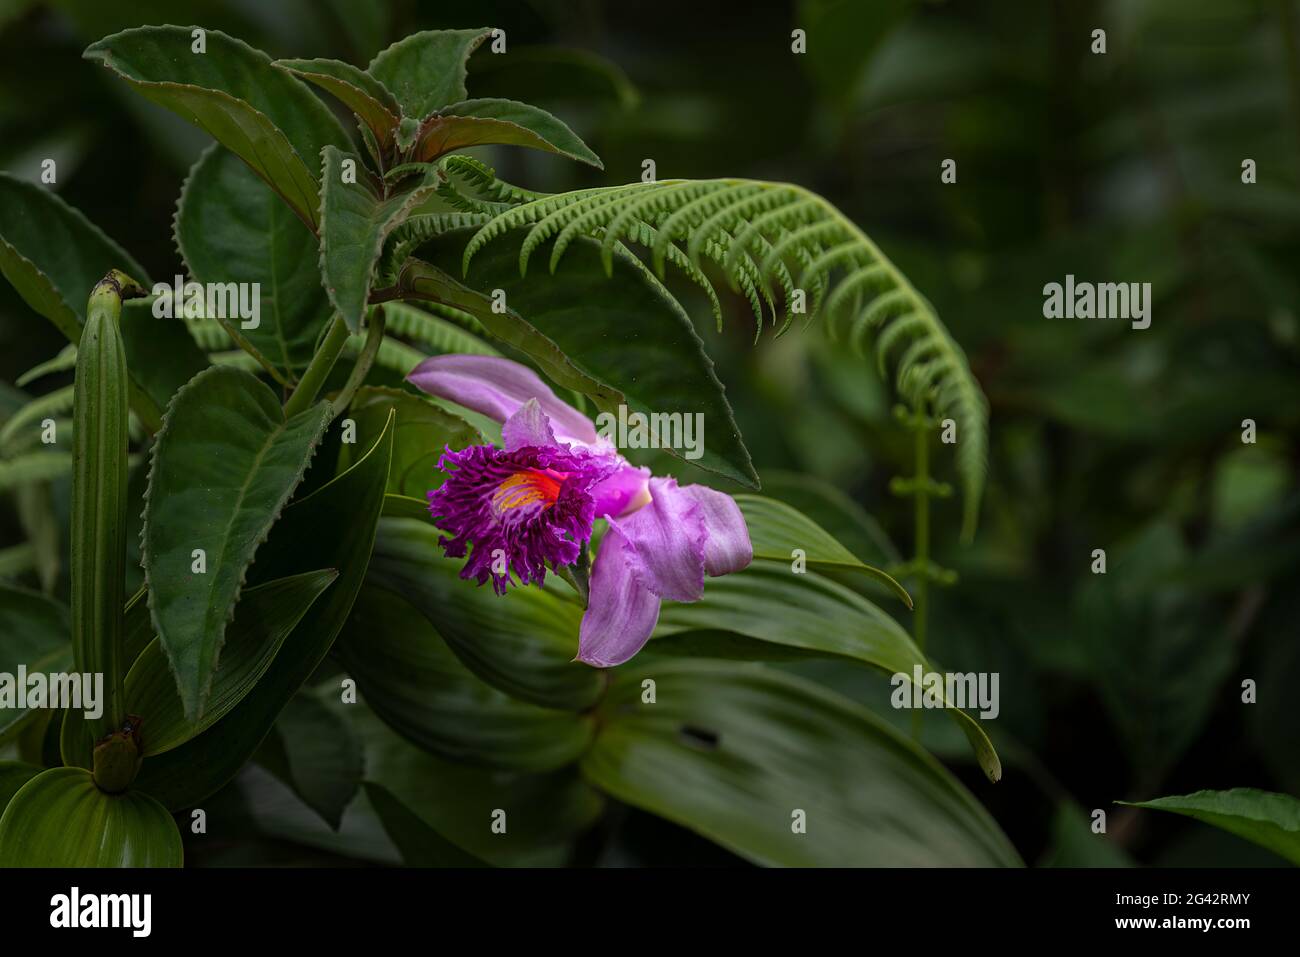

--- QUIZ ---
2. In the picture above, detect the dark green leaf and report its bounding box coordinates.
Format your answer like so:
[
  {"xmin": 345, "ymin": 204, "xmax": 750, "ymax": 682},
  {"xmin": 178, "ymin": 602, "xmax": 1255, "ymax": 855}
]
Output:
[
  {"xmin": 582, "ymin": 661, "xmax": 1020, "ymax": 866},
  {"xmin": 366, "ymin": 517, "xmax": 601, "ymax": 711},
  {"xmin": 652, "ymin": 560, "xmax": 1001, "ymax": 782},
  {"xmin": 84, "ymin": 26, "xmax": 349, "ymax": 230},
  {"xmin": 0, "ymin": 767, "xmax": 182, "ymax": 866},
  {"xmin": 126, "ymin": 570, "xmax": 338, "ymax": 755},
  {"xmin": 257, "ymin": 690, "xmax": 362, "ymax": 831},
  {"xmin": 416, "ymin": 98, "xmax": 602, "ymax": 167},
  {"xmin": 366, "ymin": 28, "xmax": 491, "ymax": 119},
  {"xmin": 0, "ymin": 762, "xmax": 41, "ymax": 813},
  {"xmin": 0, "ymin": 585, "xmax": 71, "ymax": 741},
  {"xmin": 143, "ymin": 366, "xmax": 333, "ymax": 720},
  {"xmin": 319, "ymin": 147, "xmax": 441, "ymax": 332},
  {"xmin": 336, "ymin": 585, "xmax": 594, "ymax": 770},
  {"xmin": 275, "ymin": 57, "xmax": 400, "ymax": 145},
  {"xmin": 365, "ymin": 782, "xmax": 489, "ymax": 866},
  {"xmin": 175, "ymin": 145, "xmax": 333, "ymax": 375}
]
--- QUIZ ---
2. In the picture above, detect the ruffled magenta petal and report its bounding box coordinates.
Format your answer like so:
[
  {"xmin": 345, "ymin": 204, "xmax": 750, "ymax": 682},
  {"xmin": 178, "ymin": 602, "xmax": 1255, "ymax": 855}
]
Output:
[
  {"xmin": 590, "ymin": 464, "xmax": 651, "ymax": 518},
  {"xmin": 610, "ymin": 476, "xmax": 707, "ymax": 602},
  {"xmin": 407, "ymin": 354, "xmax": 597, "ymax": 446},
  {"xmin": 577, "ymin": 526, "xmax": 662, "ymax": 667},
  {"xmin": 676, "ymin": 483, "xmax": 753, "ymax": 576}
]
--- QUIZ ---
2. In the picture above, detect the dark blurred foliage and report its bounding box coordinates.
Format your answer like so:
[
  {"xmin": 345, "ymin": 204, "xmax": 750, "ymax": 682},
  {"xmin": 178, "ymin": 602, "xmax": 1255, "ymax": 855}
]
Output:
[{"xmin": 1, "ymin": 0, "xmax": 1297, "ymax": 867}]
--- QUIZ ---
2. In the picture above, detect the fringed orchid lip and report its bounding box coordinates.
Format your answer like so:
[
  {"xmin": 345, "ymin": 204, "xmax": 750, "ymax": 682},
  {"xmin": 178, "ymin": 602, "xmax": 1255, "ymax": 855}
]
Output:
[{"xmin": 408, "ymin": 354, "xmax": 752, "ymax": 667}]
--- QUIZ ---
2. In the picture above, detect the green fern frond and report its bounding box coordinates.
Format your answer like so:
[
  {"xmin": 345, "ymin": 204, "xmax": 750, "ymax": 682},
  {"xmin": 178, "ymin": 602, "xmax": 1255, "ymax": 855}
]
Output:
[
  {"xmin": 382, "ymin": 302, "xmax": 500, "ymax": 356},
  {"xmin": 461, "ymin": 175, "xmax": 989, "ymax": 538}
]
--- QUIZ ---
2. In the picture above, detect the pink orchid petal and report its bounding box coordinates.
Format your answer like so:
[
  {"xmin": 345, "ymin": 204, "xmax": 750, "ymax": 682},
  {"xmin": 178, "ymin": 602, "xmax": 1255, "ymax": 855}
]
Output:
[
  {"xmin": 501, "ymin": 398, "xmax": 557, "ymax": 451},
  {"xmin": 590, "ymin": 464, "xmax": 651, "ymax": 518},
  {"xmin": 577, "ymin": 525, "xmax": 662, "ymax": 667},
  {"xmin": 611, "ymin": 476, "xmax": 708, "ymax": 602},
  {"xmin": 676, "ymin": 483, "xmax": 753, "ymax": 576},
  {"xmin": 406, "ymin": 354, "xmax": 598, "ymax": 446}
]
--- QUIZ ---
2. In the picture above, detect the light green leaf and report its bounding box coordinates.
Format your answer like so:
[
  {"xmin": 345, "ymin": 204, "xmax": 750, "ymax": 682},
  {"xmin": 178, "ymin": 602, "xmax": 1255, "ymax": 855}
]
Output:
[
  {"xmin": 142, "ymin": 366, "xmax": 333, "ymax": 721},
  {"xmin": 0, "ymin": 452, "xmax": 73, "ymax": 489},
  {"xmin": 319, "ymin": 147, "xmax": 441, "ymax": 332},
  {"xmin": 415, "ymin": 98, "xmax": 602, "ymax": 167},
  {"xmin": 336, "ymin": 585, "xmax": 594, "ymax": 771},
  {"xmin": 366, "ymin": 27, "xmax": 491, "ymax": 119},
  {"xmin": 84, "ymin": 26, "xmax": 349, "ymax": 230},
  {"xmin": 133, "ymin": 412, "xmax": 393, "ymax": 811},
  {"xmin": 736, "ymin": 494, "xmax": 910, "ymax": 607},
  {"xmin": 582, "ymin": 661, "xmax": 1020, "ymax": 866},
  {"xmin": 1120, "ymin": 788, "xmax": 1300, "ymax": 866},
  {"xmin": 0, "ymin": 767, "xmax": 182, "ymax": 867},
  {"xmin": 126, "ymin": 570, "xmax": 339, "ymax": 755},
  {"xmin": 652, "ymin": 560, "xmax": 1000, "ymax": 782},
  {"xmin": 366, "ymin": 518, "xmax": 601, "ymax": 711}
]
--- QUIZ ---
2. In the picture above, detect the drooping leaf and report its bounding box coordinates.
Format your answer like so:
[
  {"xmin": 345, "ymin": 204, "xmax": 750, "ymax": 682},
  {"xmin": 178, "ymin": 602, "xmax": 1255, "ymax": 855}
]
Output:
[
  {"xmin": 175, "ymin": 145, "xmax": 335, "ymax": 376},
  {"xmin": 84, "ymin": 26, "xmax": 349, "ymax": 230},
  {"xmin": 126, "ymin": 570, "xmax": 338, "ymax": 755},
  {"xmin": 366, "ymin": 518, "xmax": 601, "ymax": 711},
  {"xmin": 257, "ymin": 689, "xmax": 362, "ymax": 831},
  {"xmin": 339, "ymin": 386, "xmax": 481, "ymax": 497},
  {"xmin": 274, "ymin": 57, "xmax": 400, "ymax": 146},
  {"xmin": 652, "ymin": 560, "xmax": 1001, "ymax": 782},
  {"xmin": 365, "ymin": 782, "xmax": 489, "ymax": 866},
  {"xmin": 412, "ymin": 230, "xmax": 758, "ymax": 487},
  {"xmin": 1120, "ymin": 789, "xmax": 1300, "ymax": 866},
  {"xmin": 582, "ymin": 661, "xmax": 1020, "ymax": 866},
  {"xmin": 335, "ymin": 585, "xmax": 594, "ymax": 770},
  {"xmin": 366, "ymin": 27, "xmax": 491, "ymax": 119},
  {"xmin": 0, "ymin": 767, "xmax": 182, "ymax": 867},
  {"xmin": 133, "ymin": 412, "xmax": 393, "ymax": 811},
  {"xmin": 142, "ymin": 365, "xmax": 333, "ymax": 721},
  {"xmin": 319, "ymin": 147, "xmax": 441, "ymax": 332},
  {"xmin": 736, "ymin": 494, "xmax": 910, "ymax": 606},
  {"xmin": 414, "ymin": 98, "xmax": 602, "ymax": 167}
]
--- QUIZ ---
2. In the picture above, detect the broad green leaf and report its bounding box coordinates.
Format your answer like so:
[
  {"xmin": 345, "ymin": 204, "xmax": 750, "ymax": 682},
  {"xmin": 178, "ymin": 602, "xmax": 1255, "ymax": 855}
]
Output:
[
  {"xmin": 367, "ymin": 517, "xmax": 601, "ymax": 711},
  {"xmin": 133, "ymin": 412, "xmax": 393, "ymax": 811},
  {"xmin": 84, "ymin": 26, "xmax": 349, "ymax": 230},
  {"xmin": 413, "ymin": 231, "xmax": 758, "ymax": 487},
  {"xmin": 415, "ymin": 98, "xmax": 602, "ymax": 167},
  {"xmin": 126, "ymin": 570, "xmax": 338, "ymax": 755},
  {"xmin": 1120, "ymin": 789, "xmax": 1300, "ymax": 866},
  {"xmin": 175, "ymin": 145, "xmax": 333, "ymax": 375},
  {"xmin": 336, "ymin": 585, "xmax": 594, "ymax": 770},
  {"xmin": 366, "ymin": 28, "xmax": 491, "ymax": 119},
  {"xmin": 257, "ymin": 690, "xmax": 362, "ymax": 831},
  {"xmin": 0, "ymin": 586, "xmax": 71, "ymax": 739},
  {"xmin": 354, "ymin": 705, "xmax": 603, "ymax": 866},
  {"xmin": 365, "ymin": 782, "xmax": 489, "ymax": 866},
  {"xmin": 758, "ymin": 468, "xmax": 901, "ymax": 566},
  {"xmin": 652, "ymin": 560, "xmax": 1001, "ymax": 782},
  {"xmin": 340, "ymin": 386, "xmax": 482, "ymax": 497},
  {"xmin": 0, "ymin": 767, "xmax": 182, "ymax": 867},
  {"xmin": 275, "ymin": 57, "xmax": 400, "ymax": 145},
  {"xmin": 583, "ymin": 661, "xmax": 1020, "ymax": 866},
  {"xmin": 0, "ymin": 172, "xmax": 149, "ymax": 343},
  {"xmin": 736, "ymin": 494, "xmax": 910, "ymax": 607},
  {"xmin": 143, "ymin": 366, "xmax": 333, "ymax": 721},
  {"xmin": 319, "ymin": 147, "xmax": 441, "ymax": 332},
  {"xmin": 1079, "ymin": 522, "xmax": 1235, "ymax": 775},
  {"xmin": 0, "ymin": 762, "xmax": 41, "ymax": 812},
  {"xmin": 119, "ymin": 300, "xmax": 210, "ymax": 420}
]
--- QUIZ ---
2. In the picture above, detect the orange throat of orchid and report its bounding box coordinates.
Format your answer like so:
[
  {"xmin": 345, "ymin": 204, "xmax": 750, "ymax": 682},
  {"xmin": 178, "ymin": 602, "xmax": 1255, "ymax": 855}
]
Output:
[{"xmin": 492, "ymin": 469, "xmax": 565, "ymax": 514}]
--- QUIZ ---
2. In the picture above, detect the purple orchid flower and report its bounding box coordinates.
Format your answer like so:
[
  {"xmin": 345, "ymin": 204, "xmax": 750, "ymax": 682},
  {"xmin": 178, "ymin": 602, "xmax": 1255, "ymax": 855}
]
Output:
[{"xmin": 406, "ymin": 354, "xmax": 752, "ymax": 667}]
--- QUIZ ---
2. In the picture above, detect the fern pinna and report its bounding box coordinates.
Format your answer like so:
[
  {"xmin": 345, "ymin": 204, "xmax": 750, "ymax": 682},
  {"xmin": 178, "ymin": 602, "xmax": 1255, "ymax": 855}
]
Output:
[{"xmin": 383, "ymin": 154, "xmax": 989, "ymax": 541}]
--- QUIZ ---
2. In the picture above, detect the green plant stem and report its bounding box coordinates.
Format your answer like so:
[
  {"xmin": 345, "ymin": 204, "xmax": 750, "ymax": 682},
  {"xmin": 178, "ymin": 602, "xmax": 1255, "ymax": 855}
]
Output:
[
  {"xmin": 331, "ymin": 308, "xmax": 386, "ymax": 417},
  {"xmin": 283, "ymin": 314, "xmax": 349, "ymax": 418}
]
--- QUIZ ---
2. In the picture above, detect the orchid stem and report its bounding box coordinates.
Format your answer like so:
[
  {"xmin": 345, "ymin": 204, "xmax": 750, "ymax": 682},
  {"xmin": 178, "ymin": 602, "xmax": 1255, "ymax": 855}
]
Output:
[{"xmin": 284, "ymin": 314, "xmax": 349, "ymax": 419}]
